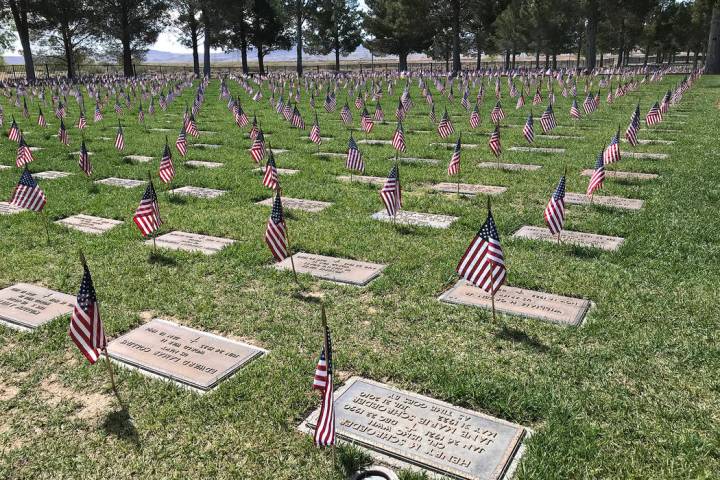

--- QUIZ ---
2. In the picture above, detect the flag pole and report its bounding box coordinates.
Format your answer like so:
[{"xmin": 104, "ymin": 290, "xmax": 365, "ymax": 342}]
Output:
[
  {"xmin": 393, "ymin": 153, "xmax": 399, "ymax": 226},
  {"xmin": 320, "ymin": 304, "xmax": 336, "ymax": 479},
  {"xmin": 43, "ymin": 211, "xmax": 51, "ymax": 245},
  {"xmin": 281, "ymin": 187, "xmax": 301, "ymax": 288},
  {"xmin": 487, "ymin": 197, "xmax": 497, "ymax": 322},
  {"xmin": 457, "ymin": 133, "xmax": 461, "ymax": 197},
  {"xmin": 148, "ymin": 170, "xmax": 157, "ymax": 253},
  {"xmin": 80, "ymin": 251, "xmax": 123, "ymax": 408}
]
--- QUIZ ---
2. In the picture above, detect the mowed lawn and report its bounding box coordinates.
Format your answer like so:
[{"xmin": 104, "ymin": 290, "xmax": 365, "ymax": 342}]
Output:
[{"xmin": 0, "ymin": 72, "xmax": 718, "ymax": 479}]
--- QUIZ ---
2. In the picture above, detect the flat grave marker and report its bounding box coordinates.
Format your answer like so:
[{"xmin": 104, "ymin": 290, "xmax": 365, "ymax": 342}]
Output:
[
  {"xmin": 432, "ymin": 142, "xmax": 480, "ymax": 149},
  {"xmin": 388, "ymin": 157, "xmax": 440, "ymax": 165},
  {"xmin": 55, "ymin": 214, "xmax": 123, "ymax": 234},
  {"xmin": 301, "ymin": 376, "xmax": 527, "ymax": 480},
  {"xmin": 512, "ymin": 225, "xmax": 624, "ymax": 251},
  {"xmin": 69, "ymin": 151, "xmax": 92, "ymax": 156},
  {"xmin": 124, "ymin": 155, "xmax": 154, "ymax": 163},
  {"xmin": 256, "ymin": 197, "xmax": 332, "ymax": 213},
  {"xmin": 509, "ymin": 146, "xmax": 565, "ymax": 154},
  {"xmin": 169, "ymin": 186, "xmax": 227, "ymax": 199},
  {"xmin": 337, "ymin": 175, "xmax": 386, "ymax": 186},
  {"xmin": 0, "ymin": 283, "xmax": 75, "ymax": 331},
  {"xmin": 95, "ymin": 177, "xmax": 145, "ymax": 188},
  {"xmin": 357, "ymin": 139, "xmax": 392, "ymax": 145},
  {"xmin": 107, "ymin": 318, "xmax": 266, "ymax": 392},
  {"xmin": 431, "ymin": 183, "xmax": 507, "ymax": 196},
  {"xmin": 147, "ymin": 231, "xmax": 235, "ymax": 255},
  {"xmin": 372, "ymin": 210, "xmax": 458, "ymax": 229},
  {"xmin": 564, "ymin": 192, "xmax": 643, "ymax": 210},
  {"xmin": 622, "ymin": 138, "xmax": 674, "ymax": 145},
  {"xmin": 619, "ymin": 151, "xmax": 668, "ymax": 160},
  {"xmin": 538, "ymin": 135, "xmax": 584, "ymax": 140},
  {"xmin": 185, "ymin": 160, "xmax": 223, "ymax": 169},
  {"xmin": 190, "ymin": 143, "xmax": 221, "ymax": 149},
  {"xmin": 274, "ymin": 253, "xmax": 386, "ymax": 286},
  {"xmin": 314, "ymin": 152, "xmax": 346, "ymax": 158},
  {"xmin": 29, "ymin": 147, "xmax": 43, "ymax": 152},
  {"xmin": 0, "ymin": 165, "xmax": 10, "ymax": 170},
  {"xmin": 477, "ymin": 162, "xmax": 542, "ymax": 171},
  {"xmin": 33, "ymin": 171, "xmax": 71, "ymax": 180},
  {"xmin": 0, "ymin": 202, "xmax": 23, "ymax": 215},
  {"xmin": 580, "ymin": 169, "xmax": 658, "ymax": 181},
  {"xmin": 440, "ymin": 280, "xmax": 591, "ymax": 326},
  {"xmin": 254, "ymin": 166, "xmax": 299, "ymax": 175}
]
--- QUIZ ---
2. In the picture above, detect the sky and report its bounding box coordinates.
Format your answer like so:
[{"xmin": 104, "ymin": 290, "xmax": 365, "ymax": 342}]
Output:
[{"xmin": 4, "ymin": 1, "xmax": 369, "ymax": 56}]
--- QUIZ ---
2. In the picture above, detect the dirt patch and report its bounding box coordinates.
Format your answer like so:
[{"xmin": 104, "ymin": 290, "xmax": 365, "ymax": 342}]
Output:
[
  {"xmin": 39, "ymin": 375, "xmax": 112, "ymax": 421},
  {"xmin": 0, "ymin": 382, "xmax": 19, "ymax": 401}
]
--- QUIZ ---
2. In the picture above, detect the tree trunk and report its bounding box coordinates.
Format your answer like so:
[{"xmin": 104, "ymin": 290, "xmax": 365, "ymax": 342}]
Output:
[
  {"xmin": 512, "ymin": 51, "xmax": 516, "ymax": 69},
  {"xmin": 203, "ymin": 14, "xmax": 211, "ymax": 77},
  {"xmin": 544, "ymin": 53, "xmax": 549, "ymax": 69},
  {"xmin": 599, "ymin": 52, "xmax": 603, "ymax": 68},
  {"xmin": 706, "ymin": 2, "xmax": 720, "ymax": 74},
  {"xmin": 505, "ymin": 50, "xmax": 510, "ymax": 70},
  {"xmin": 239, "ymin": 22, "xmax": 249, "ymax": 74},
  {"xmin": 295, "ymin": 2, "xmax": 303, "ymax": 76},
  {"xmin": 191, "ymin": 22, "xmax": 200, "ymax": 77},
  {"xmin": 576, "ymin": 37, "xmax": 582, "ymax": 68},
  {"xmin": 585, "ymin": 12, "xmax": 598, "ymax": 70},
  {"xmin": 552, "ymin": 53, "xmax": 557, "ymax": 70},
  {"xmin": 398, "ymin": 51, "xmax": 408, "ymax": 72},
  {"xmin": 475, "ymin": 36, "xmax": 482, "ymax": 70},
  {"xmin": 61, "ymin": 26, "xmax": 74, "ymax": 79},
  {"xmin": 9, "ymin": 0, "xmax": 35, "ymax": 82},
  {"xmin": 693, "ymin": 50, "xmax": 700, "ymax": 69},
  {"xmin": 535, "ymin": 50, "xmax": 540, "ymax": 68},
  {"xmin": 258, "ymin": 45, "xmax": 265, "ymax": 74},
  {"xmin": 616, "ymin": 19, "xmax": 625, "ymax": 68},
  {"xmin": 451, "ymin": 0, "xmax": 461, "ymax": 74},
  {"xmin": 334, "ymin": 26, "xmax": 341, "ymax": 71}
]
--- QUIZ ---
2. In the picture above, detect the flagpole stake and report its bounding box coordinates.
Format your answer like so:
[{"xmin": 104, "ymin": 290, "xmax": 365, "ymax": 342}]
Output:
[
  {"xmin": 44, "ymin": 211, "xmax": 51, "ymax": 245},
  {"xmin": 103, "ymin": 348, "xmax": 124, "ymax": 408}
]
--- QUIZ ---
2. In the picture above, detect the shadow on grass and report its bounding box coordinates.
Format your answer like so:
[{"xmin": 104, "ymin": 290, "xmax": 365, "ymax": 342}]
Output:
[
  {"xmin": 496, "ymin": 324, "xmax": 550, "ymax": 353},
  {"xmin": 148, "ymin": 251, "xmax": 177, "ymax": 266},
  {"xmin": 102, "ymin": 407, "xmax": 140, "ymax": 449},
  {"xmin": 336, "ymin": 444, "xmax": 373, "ymax": 477},
  {"xmin": 86, "ymin": 183, "xmax": 100, "ymax": 194},
  {"xmin": 291, "ymin": 288, "xmax": 323, "ymax": 304},
  {"xmin": 564, "ymin": 245, "xmax": 603, "ymax": 260},
  {"xmin": 166, "ymin": 194, "xmax": 187, "ymax": 205}
]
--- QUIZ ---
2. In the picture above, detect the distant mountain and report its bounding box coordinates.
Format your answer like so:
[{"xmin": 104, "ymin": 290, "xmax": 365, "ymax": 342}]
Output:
[{"xmin": 3, "ymin": 46, "xmax": 408, "ymax": 66}]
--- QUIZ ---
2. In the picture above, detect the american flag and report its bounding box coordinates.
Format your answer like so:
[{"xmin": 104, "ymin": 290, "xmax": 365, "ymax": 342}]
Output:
[
  {"xmin": 516, "ymin": 90, "xmax": 526, "ymax": 109},
  {"xmin": 532, "ymin": 87, "xmax": 543, "ymax": 105},
  {"xmin": 138, "ymin": 102, "xmax": 145, "ymax": 123},
  {"xmin": 262, "ymin": 150, "xmax": 279, "ymax": 190},
  {"xmin": 346, "ymin": 134, "xmax": 364, "ymax": 173},
  {"xmin": 114, "ymin": 99, "xmax": 122, "ymax": 115},
  {"xmin": 354, "ymin": 93, "xmax": 364, "ymax": 109},
  {"xmin": 37, "ymin": 107, "xmax": 47, "ymax": 127},
  {"xmin": 310, "ymin": 115, "xmax": 322, "ymax": 144},
  {"xmin": 645, "ymin": 102, "xmax": 662, "ymax": 126},
  {"xmin": 235, "ymin": 104, "xmax": 249, "ymax": 127},
  {"xmin": 360, "ymin": 107, "xmax": 374, "ymax": 133},
  {"xmin": 68, "ymin": 260, "xmax": 106, "ymax": 365},
  {"xmin": 570, "ymin": 98, "xmax": 581, "ymax": 119},
  {"xmin": 94, "ymin": 103, "xmax": 103, "ymax": 122},
  {"xmin": 395, "ymin": 98, "xmax": 405, "ymax": 121},
  {"xmin": 470, "ymin": 103, "xmax": 481, "ymax": 129},
  {"xmin": 374, "ymin": 102, "xmax": 384, "ymax": 122},
  {"xmin": 114, "ymin": 122, "xmax": 125, "ymax": 150},
  {"xmin": 391, "ymin": 122, "xmax": 406, "ymax": 152},
  {"xmin": 437, "ymin": 108, "xmax": 454, "ymax": 138},
  {"xmin": 10, "ymin": 167, "xmax": 46, "ymax": 212},
  {"xmin": 159, "ymin": 142, "xmax": 175, "ymax": 184},
  {"xmin": 313, "ymin": 318, "xmax": 335, "ymax": 447},
  {"xmin": 265, "ymin": 192, "xmax": 288, "ymax": 261},
  {"xmin": 79, "ymin": 139, "xmax": 92, "ymax": 176},
  {"xmin": 176, "ymin": 126, "xmax": 188, "ymax": 156},
  {"xmin": 133, "ymin": 179, "xmax": 162, "ymax": 237},
  {"xmin": 8, "ymin": 116, "xmax": 20, "ymax": 142},
  {"xmin": 185, "ymin": 114, "xmax": 199, "ymax": 137},
  {"xmin": 380, "ymin": 165, "xmax": 401, "ymax": 217},
  {"xmin": 324, "ymin": 92, "xmax": 336, "ymax": 112},
  {"xmin": 583, "ymin": 92, "xmax": 597, "ymax": 114},
  {"xmin": 291, "ymin": 106, "xmax": 305, "ymax": 129},
  {"xmin": 56, "ymin": 101, "xmax": 66, "ymax": 118},
  {"xmin": 249, "ymin": 116, "xmax": 259, "ymax": 140},
  {"xmin": 456, "ymin": 206, "xmax": 506, "ymax": 294},
  {"xmin": 448, "ymin": 136, "xmax": 461, "ymax": 176},
  {"xmin": 522, "ymin": 112, "xmax": 534, "ymax": 144},
  {"xmin": 587, "ymin": 149, "xmax": 605, "ymax": 196},
  {"xmin": 428, "ymin": 103, "xmax": 437, "ymax": 123},
  {"xmin": 77, "ymin": 110, "xmax": 87, "ymax": 129},
  {"xmin": 488, "ymin": 125, "xmax": 502, "ymax": 157},
  {"xmin": 603, "ymin": 129, "xmax": 621, "ymax": 164},
  {"xmin": 539, "ymin": 103, "xmax": 557, "ymax": 133},
  {"xmin": 250, "ymin": 129, "xmax": 266, "ymax": 163},
  {"xmin": 543, "ymin": 174, "xmax": 566, "ymax": 235},
  {"xmin": 460, "ymin": 89, "xmax": 470, "ymax": 110},
  {"xmin": 58, "ymin": 119, "xmax": 69, "ymax": 145},
  {"xmin": 625, "ymin": 104, "xmax": 640, "ymax": 146},
  {"xmin": 340, "ymin": 102, "xmax": 352, "ymax": 125},
  {"xmin": 16, "ymin": 134, "xmax": 34, "ymax": 167},
  {"xmin": 490, "ymin": 101, "xmax": 505, "ymax": 124}
]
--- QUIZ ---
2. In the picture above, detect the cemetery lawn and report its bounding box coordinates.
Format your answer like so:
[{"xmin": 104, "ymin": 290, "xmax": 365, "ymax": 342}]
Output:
[{"xmin": 0, "ymin": 74, "xmax": 719, "ymax": 479}]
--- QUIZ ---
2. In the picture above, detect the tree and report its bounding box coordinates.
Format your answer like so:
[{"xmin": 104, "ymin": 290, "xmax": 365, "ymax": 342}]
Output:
[
  {"xmin": 174, "ymin": 0, "xmax": 202, "ymax": 77},
  {"xmin": 493, "ymin": 0, "xmax": 528, "ymax": 70},
  {"xmin": 1, "ymin": 0, "xmax": 36, "ymax": 82},
  {"xmin": 94, "ymin": 0, "xmax": 170, "ymax": 76},
  {"xmin": 305, "ymin": 0, "xmax": 362, "ymax": 71},
  {"xmin": 248, "ymin": 0, "xmax": 290, "ymax": 74},
  {"xmin": 583, "ymin": 0, "xmax": 602, "ymax": 69},
  {"xmin": 199, "ymin": 0, "xmax": 224, "ymax": 76},
  {"xmin": 30, "ymin": 0, "xmax": 97, "ymax": 79},
  {"xmin": 283, "ymin": 0, "xmax": 310, "ymax": 76},
  {"xmin": 364, "ymin": 0, "xmax": 436, "ymax": 72},
  {"xmin": 707, "ymin": 0, "xmax": 720, "ymax": 73},
  {"xmin": 217, "ymin": 0, "xmax": 250, "ymax": 74},
  {"xmin": 467, "ymin": 0, "xmax": 504, "ymax": 70}
]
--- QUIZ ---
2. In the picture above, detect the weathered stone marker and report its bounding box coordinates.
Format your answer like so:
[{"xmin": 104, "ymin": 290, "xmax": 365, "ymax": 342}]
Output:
[
  {"xmin": 107, "ymin": 318, "xmax": 266, "ymax": 392},
  {"xmin": 431, "ymin": 183, "xmax": 507, "ymax": 196},
  {"xmin": 146, "ymin": 231, "xmax": 235, "ymax": 255},
  {"xmin": 512, "ymin": 226, "xmax": 625, "ymax": 251},
  {"xmin": 55, "ymin": 214, "xmax": 123, "ymax": 234},
  {"xmin": 440, "ymin": 281, "xmax": 591, "ymax": 326},
  {"xmin": 372, "ymin": 210, "xmax": 458, "ymax": 229},
  {"xmin": 564, "ymin": 193, "xmax": 643, "ymax": 210},
  {"xmin": 169, "ymin": 186, "xmax": 227, "ymax": 199},
  {"xmin": 95, "ymin": 177, "xmax": 145, "ymax": 188},
  {"xmin": 256, "ymin": 197, "xmax": 332, "ymax": 213},
  {"xmin": 0, "ymin": 283, "xmax": 75, "ymax": 330},
  {"xmin": 274, "ymin": 253, "xmax": 386, "ymax": 286},
  {"xmin": 301, "ymin": 377, "xmax": 527, "ymax": 480}
]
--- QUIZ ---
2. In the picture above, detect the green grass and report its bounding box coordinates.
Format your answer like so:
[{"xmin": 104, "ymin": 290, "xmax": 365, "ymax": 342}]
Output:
[{"xmin": 0, "ymin": 74, "xmax": 719, "ymax": 479}]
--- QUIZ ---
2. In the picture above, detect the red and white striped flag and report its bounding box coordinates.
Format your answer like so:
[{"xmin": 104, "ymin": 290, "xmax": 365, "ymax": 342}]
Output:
[
  {"xmin": 133, "ymin": 179, "xmax": 162, "ymax": 237},
  {"xmin": 114, "ymin": 122, "xmax": 125, "ymax": 150},
  {"xmin": 10, "ymin": 167, "xmax": 46, "ymax": 212},
  {"xmin": 265, "ymin": 192, "xmax": 288, "ymax": 261},
  {"xmin": 159, "ymin": 141, "xmax": 175, "ymax": 184},
  {"xmin": 79, "ymin": 140, "xmax": 92, "ymax": 176},
  {"xmin": 69, "ymin": 260, "xmax": 106, "ymax": 364},
  {"xmin": 543, "ymin": 175, "xmax": 566, "ymax": 235},
  {"xmin": 16, "ymin": 134, "xmax": 34, "ymax": 167},
  {"xmin": 447, "ymin": 136, "xmax": 461, "ymax": 176},
  {"xmin": 262, "ymin": 150, "xmax": 279, "ymax": 190},
  {"xmin": 313, "ymin": 319, "xmax": 335, "ymax": 447},
  {"xmin": 457, "ymin": 206, "xmax": 506, "ymax": 294},
  {"xmin": 380, "ymin": 165, "xmax": 401, "ymax": 217}
]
